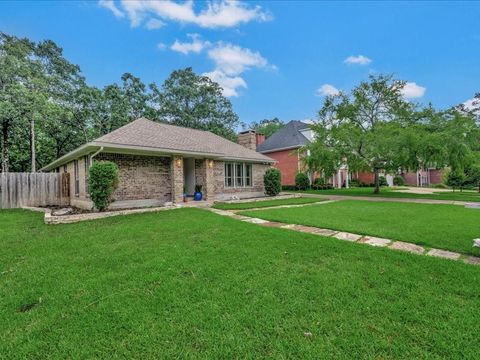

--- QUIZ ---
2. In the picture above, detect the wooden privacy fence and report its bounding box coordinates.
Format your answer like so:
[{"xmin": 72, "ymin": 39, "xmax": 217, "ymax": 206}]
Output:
[{"xmin": 0, "ymin": 172, "xmax": 70, "ymax": 209}]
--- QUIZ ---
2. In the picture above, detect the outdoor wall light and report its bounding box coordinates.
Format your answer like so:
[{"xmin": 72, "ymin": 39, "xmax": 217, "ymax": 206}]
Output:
[
  {"xmin": 176, "ymin": 158, "xmax": 182, "ymax": 167},
  {"xmin": 208, "ymin": 160, "xmax": 214, "ymax": 168}
]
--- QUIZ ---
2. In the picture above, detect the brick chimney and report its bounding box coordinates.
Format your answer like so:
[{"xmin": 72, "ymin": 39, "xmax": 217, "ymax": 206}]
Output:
[
  {"xmin": 238, "ymin": 130, "xmax": 257, "ymax": 151},
  {"xmin": 256, "ymin": 133, "xmax": 265, "ymax": 147}
]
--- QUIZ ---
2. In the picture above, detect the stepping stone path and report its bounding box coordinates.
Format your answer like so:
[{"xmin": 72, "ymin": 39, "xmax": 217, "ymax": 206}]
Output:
[
  {"xmin": 333, "ymin": 232, "xmax": 362, "ymax": 242},
  {"xmin": 388, "ymin": 241, "xmax": 425, "ymax": 255},
  {"xmin": 205, "ymin": 206, "xmax": 480, "ymax": 266},
  {"xmin": 427, "ymin": 248, "xmax": 461, "ymax": 260},
  {"xmin": 360, "ymin": 236, "xmax": 392, "ymax": 247}
]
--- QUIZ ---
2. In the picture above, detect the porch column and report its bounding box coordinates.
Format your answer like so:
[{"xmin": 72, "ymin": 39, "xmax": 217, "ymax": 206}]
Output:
[
  {"xmin": 203, "ymin": 159, "xmax": 215, "ymax": 200},
  {"xmin": 171, "ymin": 155, "xmax": 184, "ymax": 203}
]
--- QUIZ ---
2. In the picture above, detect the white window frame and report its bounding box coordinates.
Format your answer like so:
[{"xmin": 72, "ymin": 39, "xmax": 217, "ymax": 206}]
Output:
[{"xmin": 224, "ymin": 162, "xmax": 253, "ymax": 188}]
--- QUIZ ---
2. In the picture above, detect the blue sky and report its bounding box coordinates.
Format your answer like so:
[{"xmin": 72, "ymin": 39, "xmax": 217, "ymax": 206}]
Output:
[{"xmin": 1, "ymin": 1, "xmax": 479, "ymax": 126}]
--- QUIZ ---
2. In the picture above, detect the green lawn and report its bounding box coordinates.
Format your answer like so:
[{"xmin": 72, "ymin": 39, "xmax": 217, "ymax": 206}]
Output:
[
  {"xmin": 241, "ymin": 200, "xmax": 480, "ymax": 255},
  {"xmin": 1, "ymin": 208, "xmax": 480, "ymax": 358},
  {"xmin": 213, "ymin": 196, "xmax": 323, "ymax": 210},
  {"xmin": 292, "ymin": 186, "xmax": 480, "ymax": 202}
]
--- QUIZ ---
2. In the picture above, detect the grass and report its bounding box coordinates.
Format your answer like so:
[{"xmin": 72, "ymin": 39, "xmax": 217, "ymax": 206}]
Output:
[
  {"xmin": 213, "ymin": 196, "xmax": 323, "ymax": 210},
  {"xmin": 240, "ymin": 200, "xmax": 480, "ymax": 255},
  {"xmin": 1, "ymin": 208, "xmax": 480, "ymax": 358},
  {"xmin": 291, "ymin": 186, "xmax": 480, "ymax": 202}
]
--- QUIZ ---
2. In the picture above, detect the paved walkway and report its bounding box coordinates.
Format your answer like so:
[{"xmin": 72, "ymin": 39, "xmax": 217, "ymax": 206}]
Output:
[
  {"xmin": 287, "ymin": 192, "xmax": 476, "ymax": 206},
  {"xmin": 206, "ymin": 205, "xmax": 480, "ymax": 266}
]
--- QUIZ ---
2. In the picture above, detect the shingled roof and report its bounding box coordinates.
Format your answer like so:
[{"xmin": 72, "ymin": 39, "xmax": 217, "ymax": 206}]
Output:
[
  {"xmin": 256, "ymin": 120, "xmax": 311, "ymax": 153},
  {"xmin": 41, "ymin": 118, "xmax": 273, "ymax": 171}
]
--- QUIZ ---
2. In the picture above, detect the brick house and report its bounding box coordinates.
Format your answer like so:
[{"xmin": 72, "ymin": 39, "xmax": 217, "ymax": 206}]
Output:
[
  {"xmin": 41, "ymin": 118, "xmax": 274, "ymax": 209},
  {"xmin": 255, "ymin": 120, "xmax": 444, "ymax": 188},
  {"xmin": 256, "ymin": 121, "xmax": 312, "ymax": 185}
]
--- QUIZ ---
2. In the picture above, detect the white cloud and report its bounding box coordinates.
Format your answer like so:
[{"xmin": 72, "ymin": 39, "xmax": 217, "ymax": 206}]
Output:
[
  {"xmin": 400, "ymin": 82, "xmax": 426, "ymax": 99},
  {"xmin": 203, "ymin": 69, "xmax": 247, "ymax": 97},
  {"xmin": 103, "ymin": 0, "xmax": 270, "ymax": 29},
  {"xmin": 202, "ymin": 43, "xmax": 272, "ymax": 97},
  {"xmin": 171, "ymin": 34, "xmax": 210, "ymax": 55},
  {"xmin": 145, "ymin": 18, "xmax": 165, "ymax": 29},
  {"xmin": 463, "ymin": 98, "xmax": 478, "ymax": 110},
  {"xmin": 315, "ymin": 84, "xmax": 340, "ymax": 97},
  {"xmin": 157, "ymin": 42, "xmax": 167, "ymax": 51},
  {"xmin": 344, "ymin": 55, "xmax": 372, "ymax": 65},
  {"xmin": 99, "ymin": 0, "xmax": 124, "ymax": 18},
  {"xmin": 207, "ymin": 43, "xmax": 268, "ymax": 75}
]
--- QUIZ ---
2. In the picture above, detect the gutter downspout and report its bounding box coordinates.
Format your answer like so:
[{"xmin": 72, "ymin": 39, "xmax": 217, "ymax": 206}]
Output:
[{"xmin": 90, "ymin": 146, "xmax": 104, "ymax": 162}]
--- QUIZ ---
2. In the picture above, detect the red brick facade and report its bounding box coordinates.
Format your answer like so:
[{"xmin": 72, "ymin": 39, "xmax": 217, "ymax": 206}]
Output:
[{"xmin": 265, "ymin": 148, "xmax": 300, "ymax": 185}]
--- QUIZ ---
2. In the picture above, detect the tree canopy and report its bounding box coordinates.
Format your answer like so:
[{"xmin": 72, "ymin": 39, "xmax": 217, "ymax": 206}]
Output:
[
  {"xmin": 250, "ymin": 118, "xmax": 284, "ymax": 138},
  {"xmin": 0, "ymin": 34, "xmax": 241, "ymax": 172},
  {"xmin": 306, "ymin": 75, "xmax": 480, "ymax": 193}
]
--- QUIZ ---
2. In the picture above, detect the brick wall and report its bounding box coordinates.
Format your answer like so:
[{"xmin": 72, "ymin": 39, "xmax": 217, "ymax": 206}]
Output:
[
  {"xmin": 97, "ymin": 153, "xmax": 172, "ymax": 202},
  {"xmin": 213, "ymin": 160, "xmax": 269, "ymax": 196},
  {"xmin": 353, "ymin": 171, "xmax": 375, "ymax": 184},
  {"xmin": 429, "ymin": 169, "xmax": 444, "ymax": 184},
  {"xmin": 263, "ymin": 148, "xmax": 300, "ymax": 185}
]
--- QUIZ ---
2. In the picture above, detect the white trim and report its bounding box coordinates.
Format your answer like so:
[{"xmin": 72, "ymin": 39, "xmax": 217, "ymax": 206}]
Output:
[{"xmin": 224, "ymin": 161, "xmax": 253, "ymax": 189}]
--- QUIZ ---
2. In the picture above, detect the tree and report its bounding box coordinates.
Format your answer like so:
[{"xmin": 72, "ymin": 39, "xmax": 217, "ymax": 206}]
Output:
[
  {"xmin": 466, "ymin": 163, "xmax": 480, "ymax": 192},
  {"xmin": 307, "ymin": 74, "xmax": 415, "ymax": 194},
  {"xmin": 156, "ymin": 68, "xmax": 241, "ymax": 141},
  {"xmin": 250, "ymin": 118, "xmax": 284, "ymax": 138},
  {"xmin": 446, "ymin": 169, "xmax": 466, "ymax": 192},
  {"xmin": 0, "ymin": 33, "xmax": 35, "ymax": 172}
]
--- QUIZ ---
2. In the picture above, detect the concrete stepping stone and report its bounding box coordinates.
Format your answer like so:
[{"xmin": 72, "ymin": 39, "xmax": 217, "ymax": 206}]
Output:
[
  {"xmin": 361, "ymin": 236, "xmax": 392, "ymax": 247},
  {"xmin": 290, "ymin": 225, "xmax": 331, "ymax": 235},
  {"xmin": 280, "ymin": 224, "xmax": 297, "ymax": 229},
  {"xmin": 427, "ymin": 248, "xmax": 461, "ymax": 261},
  {"xmin": 260, "ymin": 221, "xmax": 284, "ymax": 227},
  {"xmin": 464, "ymin": 256, "xmax": 480, "ymax": 265},
  {"xmin": 389, "ymin": 241, "xmax": 425, "ymax": 255},
  {"xmin": 333, "ymin": 232, "xmax": 362, "ymax": 242},
  {"xmin": 242, "ymin": 217, "xmax": 270, "ymax": 224},
  {"xmin": 315, "ymin": 228, "xmax": 338, "ymax": 236}
]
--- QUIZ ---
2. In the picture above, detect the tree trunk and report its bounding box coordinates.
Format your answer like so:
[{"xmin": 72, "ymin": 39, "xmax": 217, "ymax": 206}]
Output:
[
  {"xmin": 1, "ymin": 124, "xmax": 9, "ymax": 173},
  {"xmin": 30, "ymin": 115, "xmax": 36, "ymax": 172},
  {"xmin": 373, "ymin": 168, "xmax": 380, "ymax": 194}
]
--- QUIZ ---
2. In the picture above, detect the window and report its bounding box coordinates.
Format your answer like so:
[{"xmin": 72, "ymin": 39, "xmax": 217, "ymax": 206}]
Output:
[
  {"xmin": 224, "ymin": 162, "xmax": 253, "ymax": 188},
  {"xmin": 225, "ymin": 163, "xmax": 234, "ymax": 188},
  {"xmin": 63, "ymin": 164, "xmax": 67, "ymax": 173},
  {"xmin": 245, "ymin": 164, "xmax": 252, "ymax": 187},
  {"xmin": 74, "ymin": 160, "xmax": 79, "ymax": 197},
  {"xmin": 235, "ymin": 163, "xmax": 243, "ymax": 187},
  {"xmin": 84, "ymin": 155, "xmax": 91, "ymax": 195}
]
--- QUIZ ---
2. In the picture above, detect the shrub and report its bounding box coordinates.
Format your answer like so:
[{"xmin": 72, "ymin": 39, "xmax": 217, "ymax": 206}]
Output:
[
  {"xmin": 379, "ymin": 176, "xmax": 388, "ymax": 187},
  {"xmin": 264, "ymin": 167, "xmax": 281, "ymax": 196},
  {"xmin": 295, "ymin": 172, "xmax": 310, "ymax": 190},
  {"xmin": 393, "ymin": 175, "xmax": 405, "ymax": 186},
  {"xmin": 445, "ymin": 170, "xmax": 466, "ymax": 192},
  {"xmin": 349, "ymin": 178, "xmax": 360, "ymax": 187},
  {"xmin": 88, "ymin": 161, "xmax": 119, "ymax": 211},
  {"xmin": 312, "ymin": 183, "xmax": 334, "ymax": 190},
  {"xmin": 281, "ymin": 185, "xmax": 296, "ymax": 191}
]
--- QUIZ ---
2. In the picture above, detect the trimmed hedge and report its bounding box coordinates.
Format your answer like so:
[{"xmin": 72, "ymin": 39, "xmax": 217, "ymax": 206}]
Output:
[
  {"xmin": 393, "ymin": 175, "xmax": 405, "ymax": 186},
  {"xmin": 264, "ymin": 167, "xmax": 281, "ymax": 196},
  {"xmin": 88, "ymin": 161, "xmax": 119, "ymax": 211},
  {"xmin": 295, "ymin": 172, "xmax": 310, "ymax": 190}
]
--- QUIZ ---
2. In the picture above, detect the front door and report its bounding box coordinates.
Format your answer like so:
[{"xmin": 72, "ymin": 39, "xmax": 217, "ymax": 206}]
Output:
[{"xmin": 183, "ymin": 158, "xmax": 195, "ymax": 195}]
